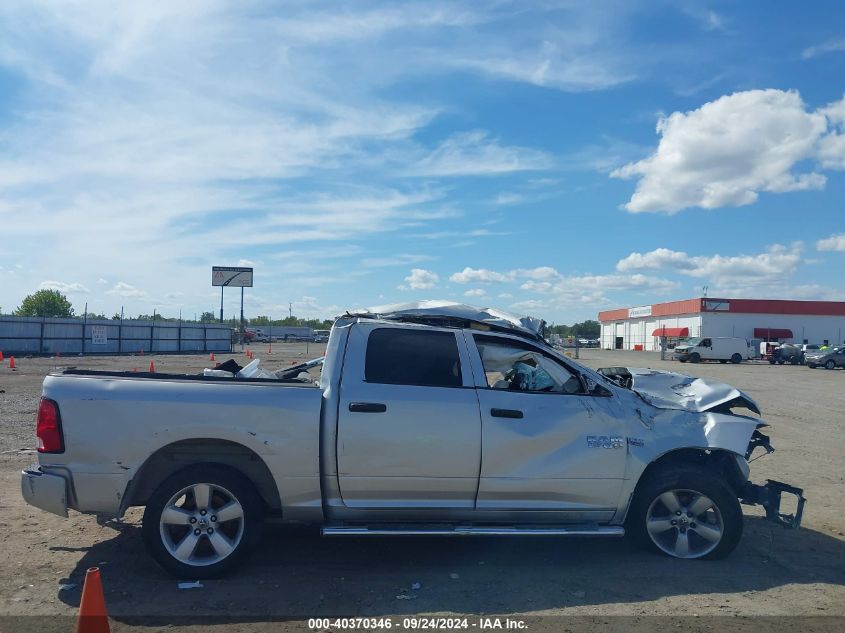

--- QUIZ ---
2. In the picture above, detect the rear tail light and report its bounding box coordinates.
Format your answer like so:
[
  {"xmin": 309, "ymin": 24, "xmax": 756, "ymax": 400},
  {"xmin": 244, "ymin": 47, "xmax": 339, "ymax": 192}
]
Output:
[{"xmin": 36, "ymin": 397, "xmax": 64, "ymax": 453}]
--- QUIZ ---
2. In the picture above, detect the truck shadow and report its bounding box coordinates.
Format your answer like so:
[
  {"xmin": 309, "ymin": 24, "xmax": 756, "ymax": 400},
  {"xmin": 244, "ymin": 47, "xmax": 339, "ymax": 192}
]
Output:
[{"xmin": 55, "ymin": 516, "xmax": 845, "ymax": 622}]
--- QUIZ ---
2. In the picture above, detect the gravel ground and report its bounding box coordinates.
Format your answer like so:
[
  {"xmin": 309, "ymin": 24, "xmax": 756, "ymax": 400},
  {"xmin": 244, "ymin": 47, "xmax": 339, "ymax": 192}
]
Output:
[{"xmin": 0, "ymin": 347, "xmax": 842, "ymax": 632}]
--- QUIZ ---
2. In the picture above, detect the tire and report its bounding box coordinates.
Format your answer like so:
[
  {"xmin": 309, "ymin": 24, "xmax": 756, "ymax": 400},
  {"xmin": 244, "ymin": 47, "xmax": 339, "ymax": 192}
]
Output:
[
  {"xmin": 730, "ymin": 353, "xmax": 742, "ymax": 364},
  {"xmin": 142, "ymin": 464, "xmax": 264, "ymax": 578},
  {"xmin": 778, "ymin": 359, "xmax": 785, "ymax": 365},
  {"xmin": 689, "ymin": 353, "xmax": 701, "ymax": 364},
  {"xmin": 719, "ymin": 360, "xmax": 727, "ymax": 364},
  {"xmin": 807, "ymin": 363, "xmax": 816, "ymax": 369},
  {"xmin": 627, "ymin": 466, "xmax": 742, "ymax": 560},
  {"xmin": 790, "ymin": 356, "xmax": 799, "ymax": 365},
  {"xmin": 825, "ymin": 360, "xmax": 836, "ymax": 370},
  {"xmin": 678, "ymin": 359, "xmax": 687, "ymax": 363}
]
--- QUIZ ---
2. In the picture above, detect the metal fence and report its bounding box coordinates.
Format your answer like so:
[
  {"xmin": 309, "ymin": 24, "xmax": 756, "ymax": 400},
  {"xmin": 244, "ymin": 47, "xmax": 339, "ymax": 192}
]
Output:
[{"xmin": 0, "ymin": 316, "xmax": 233, "ymax": 355}]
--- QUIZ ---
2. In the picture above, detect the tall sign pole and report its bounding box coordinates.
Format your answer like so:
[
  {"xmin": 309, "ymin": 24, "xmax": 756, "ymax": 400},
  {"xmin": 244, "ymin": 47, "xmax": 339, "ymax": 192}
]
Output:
[{"xmin": 212, "ymin": 266, "xmax": 254, "ymax": 332}]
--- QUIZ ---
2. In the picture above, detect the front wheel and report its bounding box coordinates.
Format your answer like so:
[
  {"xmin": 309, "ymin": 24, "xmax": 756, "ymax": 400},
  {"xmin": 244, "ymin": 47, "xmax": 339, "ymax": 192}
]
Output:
[
  {"xmin": 730, "ymin": 353, "xmax": 742, "ymax": 364},
  {"xmin": 807, "ymin": 363, "xmax": 816, "ymax": 369},
  {"xmin": 689, "ymin": 352, "xmax": 701, "ymax": 363},
  {"xmin": 142, "ymin": 464, "xmax": 264, "ymax": 578},
  {"xmin": 627, "ymin": 467, "xmax": 743, "ymax": 560},
  {"xmin": 825, "ymin": 360, "xmax": 836, "ymax": 370}
]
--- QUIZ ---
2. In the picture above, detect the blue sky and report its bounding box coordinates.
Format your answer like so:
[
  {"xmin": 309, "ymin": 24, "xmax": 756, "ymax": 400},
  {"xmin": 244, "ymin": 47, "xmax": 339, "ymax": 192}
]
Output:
[{"xmin": 1, "ymin": 0, "xmax": 843, "ymax": 323}]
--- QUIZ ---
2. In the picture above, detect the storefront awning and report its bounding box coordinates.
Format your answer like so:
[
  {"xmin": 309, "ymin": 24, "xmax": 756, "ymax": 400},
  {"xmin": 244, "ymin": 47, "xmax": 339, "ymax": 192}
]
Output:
[
  {"xmin": 753, "ymin": 328, "xmax": 793, "ymax": 339},
  {"xmin": 652, "ymin": 327, "xmax": 689, "ymax": 337}
]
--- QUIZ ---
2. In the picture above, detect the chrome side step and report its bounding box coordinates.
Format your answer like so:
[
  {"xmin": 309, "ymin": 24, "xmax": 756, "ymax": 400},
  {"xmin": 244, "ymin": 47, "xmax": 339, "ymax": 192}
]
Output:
[{"xmin": 321, "ymin": 525, "xmax": 624, "ymax": 537}]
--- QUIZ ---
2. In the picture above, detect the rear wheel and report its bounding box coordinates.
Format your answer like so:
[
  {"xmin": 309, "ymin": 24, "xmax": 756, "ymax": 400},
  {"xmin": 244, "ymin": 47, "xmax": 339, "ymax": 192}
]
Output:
[
  {"xmin": 627, "ymin": 466, "xmax": 742, "ymax": 560},
  {"xmin": 142, "ymin": 464, "xmax": 264, "ymax": 578},
  {"xmin": 730, "ymin": 353, "xmax": 742, "ymax": 364},
  {"xmin": 807, "ymin": 363, "xmax": 817, "ymax": 369},
  {"xmin": 825, "ymin": 360, "xmax": 836, "ymax": 370},
  {"xmin": 689, "ymin": 352, "xmax": 701, "ymax": 363}
]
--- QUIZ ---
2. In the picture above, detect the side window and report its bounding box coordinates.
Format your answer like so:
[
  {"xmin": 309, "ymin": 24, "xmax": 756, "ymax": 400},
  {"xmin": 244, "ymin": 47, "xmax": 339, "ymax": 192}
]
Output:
[
  {"xmin": 476, "ymin": 338, "xmax": 583, "ymax": 394},
  {"xmin": 365, "ymin": 328, "xmax": 462, "ymax": 388},
  {"xmin": 701, "ymin": 338, "xmax": 712, "ymax": 347}
]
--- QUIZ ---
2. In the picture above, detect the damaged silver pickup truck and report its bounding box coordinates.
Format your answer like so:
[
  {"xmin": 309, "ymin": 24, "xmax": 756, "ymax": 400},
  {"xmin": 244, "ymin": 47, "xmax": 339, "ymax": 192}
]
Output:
[{"xmin": 21, "ymin": 301, "xmax": 805, "ymax": 577}]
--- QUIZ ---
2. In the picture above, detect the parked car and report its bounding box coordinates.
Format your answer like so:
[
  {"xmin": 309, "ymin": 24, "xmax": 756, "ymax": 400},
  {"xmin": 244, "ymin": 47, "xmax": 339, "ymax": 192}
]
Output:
[
  {"xmin": 770, "ymin": 343, "xmax": 802, "ymax": 365},
  {"xmin": 673, "ymin": 337, "xmax": 751, "ymax": 364},
  {"xmin": 805, "ymin": 346, "xmax": 845, "ymax": 369},
  {"xmin": 21, "ymin": 302, "xmax": 804, "ymax": 577}
]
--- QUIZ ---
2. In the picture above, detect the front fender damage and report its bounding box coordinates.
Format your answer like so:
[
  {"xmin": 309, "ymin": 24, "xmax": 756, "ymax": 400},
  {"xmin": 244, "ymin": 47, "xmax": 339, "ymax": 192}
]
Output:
[{"xmin": 602, "ymin": 366, "xmax": 808, "ymax": 531}]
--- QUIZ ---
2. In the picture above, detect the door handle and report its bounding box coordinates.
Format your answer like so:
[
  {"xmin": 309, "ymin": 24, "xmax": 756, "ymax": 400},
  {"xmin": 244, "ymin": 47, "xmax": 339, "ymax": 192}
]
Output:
[
  {"xmin": 348, "ymin": 402, "xmax": 387, "ymax": 413},
  {"xmin": 491, "ymin": 408, "xmax": 523, "ymax": 419}
]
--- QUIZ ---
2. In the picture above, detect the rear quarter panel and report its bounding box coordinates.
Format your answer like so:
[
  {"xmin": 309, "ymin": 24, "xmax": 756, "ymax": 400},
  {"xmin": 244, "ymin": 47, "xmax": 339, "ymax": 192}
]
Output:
[{"xmin": 40, "ymin": 374, "xmax": 323, "ymax": 517}]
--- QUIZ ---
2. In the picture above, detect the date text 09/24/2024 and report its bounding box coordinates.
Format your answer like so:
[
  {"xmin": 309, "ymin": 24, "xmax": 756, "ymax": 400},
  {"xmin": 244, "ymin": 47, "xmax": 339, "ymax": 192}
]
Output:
[{"xmin": 308, "ymin": 617, "xmax": 527, "ymax": 630}]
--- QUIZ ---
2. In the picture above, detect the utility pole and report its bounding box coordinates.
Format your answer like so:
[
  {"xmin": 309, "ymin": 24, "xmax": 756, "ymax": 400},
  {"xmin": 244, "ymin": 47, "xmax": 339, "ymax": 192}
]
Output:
[{"xmin": 289, "ymin": 302, "xmax": 293, "ymax": 320}]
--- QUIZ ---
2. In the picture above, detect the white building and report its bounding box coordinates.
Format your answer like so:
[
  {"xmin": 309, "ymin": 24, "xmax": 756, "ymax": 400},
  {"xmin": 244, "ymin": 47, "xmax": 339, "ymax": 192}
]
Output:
[{"xmin": 598, "ymin": 298, "xmax": 845, "ymax": 351}]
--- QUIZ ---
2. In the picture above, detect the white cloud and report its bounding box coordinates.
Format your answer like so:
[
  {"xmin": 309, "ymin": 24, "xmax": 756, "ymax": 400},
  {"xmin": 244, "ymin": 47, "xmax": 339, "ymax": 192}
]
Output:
[
  {"xmin": 817, "ymin": 234, "xmax": 845, "ymax": 252},
  {"xmin": 449, "ymin": 267, "xmax": 514, "ymax": 284},
  {"xmin": 412, "ymin": 131, "xmax": 550, "ymax": 177},
  {"xmin": 612, "ymin": 90, "xmax": 831, "ymax": 213},
  {"xmin": 616, "ymin": 244, "xmax": 804, "ymax": 282},
  {"xmin": 402, "ymin": 268, "xmax": 439, "ymax": 290},
  {"xmin": 616, "ymin": 248, "xmax": 696, "ymax": 272},
  {"xmin": 498, "ymin": 293, "xmax": 513, "ymax": 299},
  {"xmin": 510, "ymin": 299, "xmax": 549, "ymax": 312},
  {"xmin": 106, "ymin": 282, "xmax": 147, "ymax": 298},
  {"xmin": 512, "ymin": 266, "xmax": 562, "ymax": 281},
  {"xmin": 464, "ymin": 288, "xmax": 487, "ymax": 297},
  {"xmin": 361, "ymin": 254, "xmax": 434, "ymax": 268},
  {"xmin": 39, "ymin": 280, "xmax": 90, "ymax": 294},
  {"xmin": 97, "ymin": 278, "xmax": 109, "ymax": 285},
  {"xmin": 494, "ymin": 192, "xmax": 523, "ymax": 205},
  {"xmin": 802, "ymin": 39, "xmax": 845, "ymax": 60},
  {"xmin": 817, "ymin": 96, "xmax": 845, "ymax": 170}
]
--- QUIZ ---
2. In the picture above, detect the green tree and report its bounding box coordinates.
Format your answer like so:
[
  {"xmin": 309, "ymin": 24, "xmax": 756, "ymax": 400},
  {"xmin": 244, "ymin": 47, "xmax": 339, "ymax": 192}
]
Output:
[
  {"xmin": 199, "ymin": 311, "xmax": 216, "ymax": 323},
  {"xmin": 15, "ymin": 289, "xmax": 75, "ymax": 317},
  {"xmin": 250, "ymin": 315, "xmax": 272, "ymax": 326}
]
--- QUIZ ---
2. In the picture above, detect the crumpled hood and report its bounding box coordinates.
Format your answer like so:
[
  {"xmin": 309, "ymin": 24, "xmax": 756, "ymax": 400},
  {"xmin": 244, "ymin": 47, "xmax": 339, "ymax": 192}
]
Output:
[{"xmin": 606, "ymin": 367, "xmax": 761, "ymax": 415}]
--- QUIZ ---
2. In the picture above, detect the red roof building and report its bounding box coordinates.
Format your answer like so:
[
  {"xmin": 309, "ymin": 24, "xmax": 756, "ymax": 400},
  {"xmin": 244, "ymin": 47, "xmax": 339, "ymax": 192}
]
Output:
[{"xmin": 598, "ymin": 298, "xmax": 845, "ymax": 351}]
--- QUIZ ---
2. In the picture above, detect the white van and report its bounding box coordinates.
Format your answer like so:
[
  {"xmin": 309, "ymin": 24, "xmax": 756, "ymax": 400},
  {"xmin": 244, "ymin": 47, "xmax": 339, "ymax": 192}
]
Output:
[{"xmin": 673, "ymin": 337, "xmax": 751, "ymax": 364}]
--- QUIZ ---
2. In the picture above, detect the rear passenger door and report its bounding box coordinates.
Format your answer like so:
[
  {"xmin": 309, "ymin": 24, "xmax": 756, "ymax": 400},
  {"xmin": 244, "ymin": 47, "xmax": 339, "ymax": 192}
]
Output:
[{"xmin": 336, "ymin": 323, "xmax": 482, "ymax": 509}]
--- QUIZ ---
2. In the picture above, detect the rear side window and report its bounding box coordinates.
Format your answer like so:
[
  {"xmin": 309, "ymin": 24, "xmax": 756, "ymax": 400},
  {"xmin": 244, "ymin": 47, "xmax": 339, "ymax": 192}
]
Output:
[{"xmin": 365, "ymin": 328, "xmax": 462, "ymax": 388}]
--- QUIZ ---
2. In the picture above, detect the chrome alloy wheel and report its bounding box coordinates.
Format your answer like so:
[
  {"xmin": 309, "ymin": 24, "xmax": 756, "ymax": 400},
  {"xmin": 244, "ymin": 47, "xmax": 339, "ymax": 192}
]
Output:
[
  {"xmin": 159, "ymin": 482, "xmax": 245, "ymax": 566},
  {"xmin": 646, "ymin": 489, "xmax": 724, "ymax": 559}
]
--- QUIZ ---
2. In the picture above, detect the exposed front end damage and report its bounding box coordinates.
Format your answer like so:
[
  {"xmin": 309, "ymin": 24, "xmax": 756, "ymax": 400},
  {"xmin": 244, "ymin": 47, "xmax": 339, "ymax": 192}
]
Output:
[{"xmin": 599, "ymin": 366, "xmax": 806, "ymax": 531}]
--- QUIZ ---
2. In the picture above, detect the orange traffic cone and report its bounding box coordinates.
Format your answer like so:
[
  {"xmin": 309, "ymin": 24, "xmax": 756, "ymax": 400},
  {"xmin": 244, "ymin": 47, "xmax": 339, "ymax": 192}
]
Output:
[
  {"xmin": 9, "ymin": 357, "xmax": 16, "ymax": 370},
  {"xmin": 210, "ymin": 352, "xmax": 215, "ymax": 362},
  {"xmin": 75, "ymin": 566, "xmax": 110, "ymax": 633},
  {"xmin": 267, "ymin": 344, "xmax": 272, "ymax": 354},
  {"xmin": 149, "ymin": 360, "xmax": 155, "ymax": 372}
]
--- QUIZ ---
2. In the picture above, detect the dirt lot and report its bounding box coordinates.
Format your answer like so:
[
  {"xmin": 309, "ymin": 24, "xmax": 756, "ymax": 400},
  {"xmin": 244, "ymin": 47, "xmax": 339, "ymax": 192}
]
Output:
[{"xmin": 0, "ymin": 347, "xmax": 843, "ymax": 632}]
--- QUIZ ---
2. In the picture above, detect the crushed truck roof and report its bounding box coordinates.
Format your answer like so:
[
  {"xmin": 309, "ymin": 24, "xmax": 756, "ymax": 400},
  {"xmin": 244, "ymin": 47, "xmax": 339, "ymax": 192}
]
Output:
[{"xmin": 348, "ymin": 300, "xmax": 546, "ymax": 341}]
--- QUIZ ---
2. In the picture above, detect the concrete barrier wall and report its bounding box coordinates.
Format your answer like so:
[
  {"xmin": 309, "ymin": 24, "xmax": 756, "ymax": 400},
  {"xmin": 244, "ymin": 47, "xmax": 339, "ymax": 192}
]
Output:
[{"xmin": 0, "ymin": 316, "xmax": 232, "ymax": 355}]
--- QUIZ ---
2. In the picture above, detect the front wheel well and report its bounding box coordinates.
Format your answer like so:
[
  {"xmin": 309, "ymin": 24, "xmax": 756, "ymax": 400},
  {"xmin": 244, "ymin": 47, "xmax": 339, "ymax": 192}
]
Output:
[
  {"xmin": 123, "ymin": 439, "xmax": 282, "ymax": 514},
  {"xmin": 636, "ymin": 448, "xmax": 748, "ymax": 498}
]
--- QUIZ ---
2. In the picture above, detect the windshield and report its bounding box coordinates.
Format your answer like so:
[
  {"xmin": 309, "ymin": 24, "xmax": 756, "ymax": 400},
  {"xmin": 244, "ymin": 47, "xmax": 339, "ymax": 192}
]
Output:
[{"xmin": 680, "ymin": 337, "xmax": 701, "ymax": 347}]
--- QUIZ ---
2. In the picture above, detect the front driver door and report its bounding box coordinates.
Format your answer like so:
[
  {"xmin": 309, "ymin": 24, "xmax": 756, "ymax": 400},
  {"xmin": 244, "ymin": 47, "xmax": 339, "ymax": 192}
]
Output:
[
  {"xmin": 336, "ymin": 323, "xmax": 481, "ymax": 509},
  {"xmin": 468, "ymin": 333, "xmax": 627, "ymax": 522}
]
